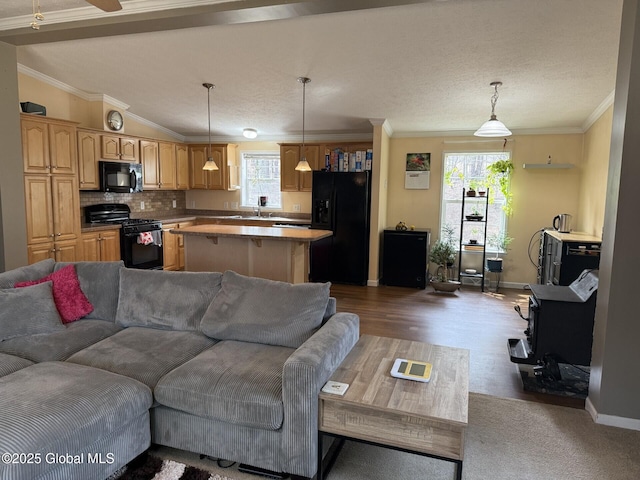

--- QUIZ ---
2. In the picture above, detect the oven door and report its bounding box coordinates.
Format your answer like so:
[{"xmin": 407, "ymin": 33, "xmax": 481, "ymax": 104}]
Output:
[{"xmin": 121, "ymin": 231, "xmax": 163, "ymax": 270}]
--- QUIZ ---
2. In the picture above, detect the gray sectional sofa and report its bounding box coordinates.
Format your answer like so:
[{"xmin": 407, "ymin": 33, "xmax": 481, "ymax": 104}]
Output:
[{"xmin": 0, "ymin": 260, "xmax": 359, "ymax": 480}]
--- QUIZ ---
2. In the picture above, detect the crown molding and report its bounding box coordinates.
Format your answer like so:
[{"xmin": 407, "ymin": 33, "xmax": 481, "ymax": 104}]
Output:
[
  {"xmin": 125, "ymin": 111, "xmax": 186, "ymax": 142},
  {"xmin": 582, "ymin": 90, "xmax": 615, "ymax": 132}
]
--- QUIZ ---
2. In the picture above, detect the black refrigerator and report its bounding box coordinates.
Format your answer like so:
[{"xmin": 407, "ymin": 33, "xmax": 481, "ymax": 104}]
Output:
[{"xmin": 310, "ymin": 171, "xmax": 371, "ymax": 285}]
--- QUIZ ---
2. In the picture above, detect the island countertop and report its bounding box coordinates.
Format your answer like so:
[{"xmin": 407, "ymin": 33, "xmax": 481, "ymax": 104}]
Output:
[{"xmin": 170, "ymin": 224, "xmax": 333, "ymax": 242}]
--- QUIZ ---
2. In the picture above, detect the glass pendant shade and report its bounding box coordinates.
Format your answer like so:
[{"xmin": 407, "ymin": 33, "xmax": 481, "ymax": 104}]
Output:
[
  {"xmin": 474, "ymin": 115, "xmax": 512, "ymax": 137},
  {"xmin": 295, "ymin": 158, "xmax": 312, "ymax": 171},
  {"xmin": 203, "ymin": 157, "xmax": 219, "ymax": 171}
]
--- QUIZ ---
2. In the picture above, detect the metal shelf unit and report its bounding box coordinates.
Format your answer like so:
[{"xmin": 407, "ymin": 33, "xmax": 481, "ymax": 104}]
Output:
[{"xmin": 458, "ymin": 188, "xmax": 489, "ymax": 292}]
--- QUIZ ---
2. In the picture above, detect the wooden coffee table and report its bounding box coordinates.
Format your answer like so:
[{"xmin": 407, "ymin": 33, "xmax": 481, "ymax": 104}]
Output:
[{"xmin": 318, "ymin": 335, "xmax": 469, "ymax": 480}]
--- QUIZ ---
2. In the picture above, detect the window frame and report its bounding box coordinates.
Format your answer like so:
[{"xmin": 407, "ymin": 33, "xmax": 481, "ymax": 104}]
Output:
[
  {"xmin": 440, "ymin": 151, "xmax": 511, "ymax": 255},
  {"xmin": 239, "ymin": 151, "xmax": 282, "ymax": 210}
]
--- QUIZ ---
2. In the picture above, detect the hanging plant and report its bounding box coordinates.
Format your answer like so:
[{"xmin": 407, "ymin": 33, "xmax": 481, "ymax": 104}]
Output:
[{"xmin": 487, "ymin": 159, "xmax": 514, "ymax": 216}]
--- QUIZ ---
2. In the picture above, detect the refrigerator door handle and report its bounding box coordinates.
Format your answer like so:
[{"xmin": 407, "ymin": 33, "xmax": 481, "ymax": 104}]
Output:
[{"xmin": 330, "ymin": 191, "xmax": 337, "ymax": 231}]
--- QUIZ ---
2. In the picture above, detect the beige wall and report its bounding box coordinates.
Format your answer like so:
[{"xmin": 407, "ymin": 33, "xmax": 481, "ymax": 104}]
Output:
[
  {"xmin": 387, "ymin": 133, "xmax": 586, "ymax": 285},
  {"xmin": 578, "ymin": 106, "xmax": 613, "ymax": 237}
]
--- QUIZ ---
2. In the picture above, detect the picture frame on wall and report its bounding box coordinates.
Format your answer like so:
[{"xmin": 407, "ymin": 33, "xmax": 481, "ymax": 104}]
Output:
[{"xmin": 405, "ymin": 153, "xmax": 430, "ymax": 189}]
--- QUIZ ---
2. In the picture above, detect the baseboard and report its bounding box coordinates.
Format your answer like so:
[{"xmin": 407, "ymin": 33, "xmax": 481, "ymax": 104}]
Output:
[
  {"xmin": 585, "ymin": 396, "xmax": 640, "ymax": 431},
  {"xmin": 367, "ymin": 279, "xmax": 379, "ymax": 287}
]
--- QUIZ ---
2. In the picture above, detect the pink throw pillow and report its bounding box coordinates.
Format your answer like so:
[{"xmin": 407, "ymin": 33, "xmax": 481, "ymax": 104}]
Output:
[{"xmin": 15, "ymin": 264, "xmax": 93, "ymax": 323}]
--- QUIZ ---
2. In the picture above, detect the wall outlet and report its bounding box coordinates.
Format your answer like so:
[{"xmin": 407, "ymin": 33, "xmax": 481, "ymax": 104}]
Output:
[
  {"xmin": 172, "ymin": 199, "xmax": 177, "ymax": 208},
  {"xmin": 223, "ymin": 201, "xmax": 229, "ymax": 209},
  {"xmin": 140, "ymin": 201, "xmax": 145, "ymax": 210},
  {"xmin": 293, "ymin": 204, "xmax": 301, "ymax": 212},
  {"xmin": 231, "ymin": 201, "xmax": 239, "ymax": 209}
]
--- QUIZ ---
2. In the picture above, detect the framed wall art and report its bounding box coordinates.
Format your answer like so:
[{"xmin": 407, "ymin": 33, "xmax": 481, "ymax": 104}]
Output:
[{"xmin": 405, "ymin": 152, "xmax": 430, "ymax": 189}]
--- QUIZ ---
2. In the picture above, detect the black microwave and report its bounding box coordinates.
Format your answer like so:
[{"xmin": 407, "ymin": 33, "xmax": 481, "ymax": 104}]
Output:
[{"xmin": 99, "ymin": 161, "xmax": 143, "ymax": 193}]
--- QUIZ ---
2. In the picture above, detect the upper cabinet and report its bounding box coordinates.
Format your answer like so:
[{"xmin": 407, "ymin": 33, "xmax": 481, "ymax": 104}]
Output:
[
  {"xmin": 158, "ymin": 141, "xmax": 177, "ymax": 190},
  {"xmin": 279, "ymin": 142, "xmax": 372, "ymax": 192},
  {"xmin": 189, "ymin": 144, "xmax": 237, "ymax": 190},
  {"xmin": 21, "ymin": 116, "xmax": 77, "ymax": 175},
  {"xmin": 77, "ymin": 129, "xmax": 100, "ymax": 190},
  {"xmin": 101, "ymin": 134, "xmax": 139, "ymax": 162},
  {"xmin": 143, "ymin": 140, "xmax": 178, "ymax": 190},
  {"xmin": 175, "ymin": 144, "xmax": 189, "ymax": 190}
]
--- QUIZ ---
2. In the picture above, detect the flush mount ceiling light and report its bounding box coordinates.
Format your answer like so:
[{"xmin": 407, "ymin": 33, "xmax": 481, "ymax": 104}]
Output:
[
  {"xmin": 202, "ymin": 83, "xmax": 219, "ymax": 171},
  {"xmin": 243, "ymin": 128, "xmax": 258, "ymax": 139},
  {"xmin": 474, "ymin": 81, "xmax": 512, "ymax": 137},
  {"xmin": 294, "ymin": 77, "xmax": 312, "ymax": 172}
]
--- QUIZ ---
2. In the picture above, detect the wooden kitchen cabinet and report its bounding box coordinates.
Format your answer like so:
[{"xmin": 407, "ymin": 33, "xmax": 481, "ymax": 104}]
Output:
[
  {"xmin": 21, "ymin": 115, "xmax": 78, "ymax": 175},
  {"xmin": 162, "ymin": 223, "xmax": 179, "ymax": 271},
  {"xmin": 141, "ymin": 140, "xmax": 160, "ymax": 189},
  {"xmin": 77, "ymin": 129, "xmax": 100, "ymax": 190},
  {"xmin": 27, "ymin": 239, "xmax": 79, "ymax": 264},
  {"xmin": 80, "ymin": 229, "xmax": 121, "ymax": 262},
  {"xmin": 177, "ymin": 221, "xmax": 194, "ymax": 270},
  {"xmin": 280, "ymin": 144, "xmax": 320, "ymax": 192},
  {"xmin": 176, "ymin": 144, "xmax": 189, "ymax": 189},
  {"xmin": 101, "ymin": 134, "xmax": 139, "ymax": 162},
  {"xmin": 189, "ymin": 144, "xmax": 237, "ymax": 190},
  {"xmin": 21, "ymin": 115, "xmax": 81, "ymax": 265},
  {"xmin": 158, "ymin": 141, "xmax": 177, "ymax": 189}
]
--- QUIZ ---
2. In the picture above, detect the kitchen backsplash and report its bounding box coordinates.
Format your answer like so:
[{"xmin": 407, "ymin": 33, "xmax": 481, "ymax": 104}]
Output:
[{"xmin": 80, "ymin": 191, "xmax": 187, "ymax": 216}]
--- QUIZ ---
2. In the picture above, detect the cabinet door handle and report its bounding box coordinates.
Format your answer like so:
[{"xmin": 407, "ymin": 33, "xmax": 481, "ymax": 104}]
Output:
[{"xmin": 56, "ymin": 233, "xmax": 62, "ymax": 236}]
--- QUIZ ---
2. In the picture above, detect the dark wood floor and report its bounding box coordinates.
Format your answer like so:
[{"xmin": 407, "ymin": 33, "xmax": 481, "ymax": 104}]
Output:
[{"xmin": 330, "ymin": 282, "xmax": 584, "ymax": 409}]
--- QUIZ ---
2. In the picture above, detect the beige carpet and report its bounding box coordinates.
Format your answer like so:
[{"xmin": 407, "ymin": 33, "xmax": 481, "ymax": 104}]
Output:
[{"xmin": 153, "ymin": 393, "xmax": 640, "ymax": 480}]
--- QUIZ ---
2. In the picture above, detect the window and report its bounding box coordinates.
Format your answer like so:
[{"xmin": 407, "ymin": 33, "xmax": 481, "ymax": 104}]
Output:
[
  {"xmin": 440, "ymin": 151, "xmax": 511, "ymax": 253},
  {"xmin": 240, "ymin": 152, "xmax": 282, "ymax": 209}
]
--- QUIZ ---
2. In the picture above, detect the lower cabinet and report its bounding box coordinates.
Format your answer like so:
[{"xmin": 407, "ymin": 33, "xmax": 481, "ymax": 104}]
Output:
[
  {"xmin": 28, "ymin": 239, "xmax": 80, "ymax": 264},
  {"xmin": 80, "ymin": 229, "xmax": 121, "ymax": 262},
  {"xmin": 163, "ymin": 221, "xmax": 194, "ymax": 270}
]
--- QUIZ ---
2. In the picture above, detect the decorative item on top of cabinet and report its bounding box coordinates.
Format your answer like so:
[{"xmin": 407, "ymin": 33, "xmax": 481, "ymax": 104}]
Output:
[
  {"xmin": 21, "ymin": 114, "xmax": 81, "ymax": 264},
  {"xmin": 80, "ymin": 229, "xmax": 121, "ymax": 262},
  {"xmin": 279, "ymin": 142, "xmax": 372, "ymax": 192},
  {"xmin": 189, "ymin": 144, "xmax": 237, "ymax": 190},
  {"xmin": 101, "ymin": 134, "xmax": 139, "ymax": 162},
  {"xmin": 77, "ymin": 129, "xmax": 100, "ymax": 190}
]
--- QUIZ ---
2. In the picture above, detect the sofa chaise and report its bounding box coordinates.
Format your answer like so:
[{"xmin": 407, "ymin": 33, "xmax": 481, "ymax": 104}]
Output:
[{"xmin": 0, "ymin": 259, "xmax": 359, "ymax": 480}]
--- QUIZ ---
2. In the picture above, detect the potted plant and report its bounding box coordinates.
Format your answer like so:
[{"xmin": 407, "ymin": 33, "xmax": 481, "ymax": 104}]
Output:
[
  {"xmin": 429, "ymin": 236, "xmax": 460, "ymax": 292},
  {"xmin": 486, "ymin": 232, "xmax": 514, "ymax": 272},
  {"xmin": 487, "ymin": 159, "xmax": 514, "ymax": 216}
]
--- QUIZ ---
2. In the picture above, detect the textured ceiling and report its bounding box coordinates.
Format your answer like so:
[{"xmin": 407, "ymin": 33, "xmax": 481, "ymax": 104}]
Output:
[{"xmin": 0, "ymin": 0, "xmax": 624, "ymax": 141}]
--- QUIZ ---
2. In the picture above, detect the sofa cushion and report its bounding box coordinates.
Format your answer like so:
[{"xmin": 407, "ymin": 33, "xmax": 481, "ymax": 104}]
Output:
[
  {"xmin": 0, "ymin": 258, "xmax": 54, "ymax": 289},
  {"xmin": 15, "ymin": 264, "xmax": 93, "ymax": 323},
  {"xmin": 0, "ymin": 282, "xmax": 64, "ymax": 342},
  {"xmin": 0, "ymin": 352, "xmax": 34, "ymax": 377},
  {"xmin": 55, "ymin": 261, "xmax": 124, "ymax": 322},
  {"xmin": 66, "ymin": 327, "xmax": 216, "ymax": 389},
  {"xmin": 155, "ymin": 340, "xmax": 294, "ymax": 430},
  {"xmin": 0, "ymin": 319, "xmax": 122, "ymax": 362},
  {"xmin": 116, "ymin": 269, "xmax": 222, "ymax": 331},
  {"xmin": 200, "ymin": 271, "xmax": 330, "ymax": 348},
  {"xmin": 0, "ymin": 361, "xmax": 152, "ymax": 480}
]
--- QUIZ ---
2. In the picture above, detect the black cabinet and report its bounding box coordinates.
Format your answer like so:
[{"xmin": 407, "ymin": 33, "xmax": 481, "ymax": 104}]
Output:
[
  {"xmin": 382, "ymin": 229, "xmax": 430, "ymax": 288},
  {"xmin": 538, "ymin": 230, "xmax": 601, "ymax": 285}
]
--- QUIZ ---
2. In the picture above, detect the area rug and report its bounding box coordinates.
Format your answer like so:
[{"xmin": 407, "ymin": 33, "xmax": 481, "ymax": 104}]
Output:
[
  {"xmin": 144, "ymin": 392, "xmax": 640, "ymax": 480},
  {"xmin": 519, "ymin": 363, "xmax": 590, "ymax": 399},
  {"xmin": 110, "ymin": 452, "xmax": 238, "ymax": 480}
]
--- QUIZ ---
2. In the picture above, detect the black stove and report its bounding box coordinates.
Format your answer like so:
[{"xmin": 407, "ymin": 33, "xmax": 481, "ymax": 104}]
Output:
[{"xmin": 85, "ymin": 203, "xmax": 163, "ymax": 269}]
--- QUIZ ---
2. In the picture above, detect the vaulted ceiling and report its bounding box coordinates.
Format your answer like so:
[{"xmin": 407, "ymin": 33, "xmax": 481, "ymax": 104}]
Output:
[{"xmin": 0, "ymin": 0, "xmax": 624, "ymax": 141}]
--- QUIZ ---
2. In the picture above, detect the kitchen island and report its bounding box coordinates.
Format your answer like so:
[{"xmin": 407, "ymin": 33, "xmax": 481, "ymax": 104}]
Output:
[{"xmin": 170, "ymin": 224, "xmax": 332, "ymax": 283}]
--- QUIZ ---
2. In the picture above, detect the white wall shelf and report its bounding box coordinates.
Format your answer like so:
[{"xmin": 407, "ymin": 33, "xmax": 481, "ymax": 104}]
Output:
[{"xmin": 522, "ymin": 163, "xmax": 574, "ymax": 169}]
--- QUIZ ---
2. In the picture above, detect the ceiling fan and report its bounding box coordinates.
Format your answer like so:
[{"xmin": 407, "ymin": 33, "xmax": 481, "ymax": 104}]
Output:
[{"xmin": 85, "ymin": 0, "xmax": 123, "ymax": 12}]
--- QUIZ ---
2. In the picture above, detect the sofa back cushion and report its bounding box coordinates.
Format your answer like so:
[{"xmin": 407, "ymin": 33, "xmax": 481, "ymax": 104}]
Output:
[
  {"xmin": 116, "ymin": 268, "xmax": 222, "ymax": 331},
  {"xmin": 15, "ymin": 264, "xmax": 93, "ymax": 323},
  {"xmin": 200, "ymin": 270, "xmax": 330, "ymax": 348},
  {"xmin": 55, "ymin": 261, "xmax": 123, "ymax": 322},
  {"xmin": 0, "ymin": 282, "xmax": 64, "ymax": 341},
  {"xmin": 0, "ymin": 259, "xmax": 54, "ymax": 289}
]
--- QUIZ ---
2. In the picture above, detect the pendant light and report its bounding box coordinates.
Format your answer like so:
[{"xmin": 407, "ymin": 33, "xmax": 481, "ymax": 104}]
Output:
[
  {"xmin": 30, "ymin": 0, "xmax": 44, "ymax": 30},
  {"xmin": 202, "ymin": 82, "xmax": 219, "ymax": 171},
  {"xmin": 474, "ymin": 81, "xmax": 512, "ymax": 137},
  {"xmin": 295, "ymin": 77, "xmax": 312, "ymax": 172}
]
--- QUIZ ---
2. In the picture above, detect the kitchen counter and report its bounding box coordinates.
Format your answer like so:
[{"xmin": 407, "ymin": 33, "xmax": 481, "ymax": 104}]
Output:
[
  {"xmin": 171, "ymin": 224, "xmax": 332, "ymax": 283},
  {"xmin": 544, "ymin": 230, "xmax": 602, "ymax": 243}
]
